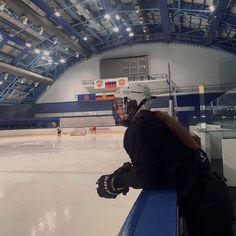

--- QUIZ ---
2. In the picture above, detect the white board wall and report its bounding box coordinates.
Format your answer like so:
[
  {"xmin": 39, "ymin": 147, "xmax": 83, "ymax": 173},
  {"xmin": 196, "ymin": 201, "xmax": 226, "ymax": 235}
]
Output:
[
  {"xmin": 38, "ymin": 43, "xmax": 236, "ymax": 103},
  {"xmin": 222, "ymin": 139, "xmax": 236, "ymax": 186}
]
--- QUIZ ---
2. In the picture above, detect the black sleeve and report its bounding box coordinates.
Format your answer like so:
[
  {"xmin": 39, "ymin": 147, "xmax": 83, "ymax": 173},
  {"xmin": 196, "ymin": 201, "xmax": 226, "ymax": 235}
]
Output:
[{"xmin": 115, "ymin": 121, "xmax": 169, "ymax": 189}]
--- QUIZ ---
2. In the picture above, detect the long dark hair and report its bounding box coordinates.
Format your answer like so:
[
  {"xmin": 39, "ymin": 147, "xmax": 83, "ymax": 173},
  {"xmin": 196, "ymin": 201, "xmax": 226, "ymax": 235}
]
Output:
[{"xmin": 154, "ymin": 111, "xmax": 200, "ymax": 150}]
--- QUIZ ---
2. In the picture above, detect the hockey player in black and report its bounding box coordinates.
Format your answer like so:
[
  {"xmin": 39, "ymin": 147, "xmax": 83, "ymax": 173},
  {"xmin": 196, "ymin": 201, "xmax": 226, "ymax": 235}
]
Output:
[{"xmin": 96, "ymin": 84, "xmax": 234, "ymax": 236}]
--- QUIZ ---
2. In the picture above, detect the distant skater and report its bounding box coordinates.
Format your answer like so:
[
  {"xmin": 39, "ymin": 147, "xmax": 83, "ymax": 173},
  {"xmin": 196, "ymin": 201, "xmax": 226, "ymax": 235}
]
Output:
[
  {"xmin": 57, "ymin": 125, "xmax": 62, "ymax": 136},
  {"xmin": 91, "ymin": 126, "xmax": 96, "ymax": 134}
]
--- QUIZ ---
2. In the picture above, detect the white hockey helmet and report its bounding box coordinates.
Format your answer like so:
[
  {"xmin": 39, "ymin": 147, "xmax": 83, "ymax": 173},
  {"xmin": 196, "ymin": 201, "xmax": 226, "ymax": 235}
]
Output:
[{"xmin": 112, "ymin": 83, "xmax": 153, "ymax": 126}]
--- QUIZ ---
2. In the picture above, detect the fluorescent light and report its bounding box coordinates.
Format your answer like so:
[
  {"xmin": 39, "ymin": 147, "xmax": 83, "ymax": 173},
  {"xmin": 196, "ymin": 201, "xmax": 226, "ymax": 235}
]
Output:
[
  {"xmin": 60, "ymin": 58, "xmax": 66, "ymax": 64},
  {"xmin": 0, "ymin": 81, "xmax": 3, "ymax": 85},
  {"xmin": 41, "ymin": 56, "xmax": 46, "ymax": 60},
  {"xmin": 25, "ymin": 42, "xmax": 32, "ymax": 48},
  {"xmin": 55, "ymin": 11, "xmax": 61, "ymax": 17},
  {"xmin": 75, "ymin": 52, "xmax": 80, "ymax": 58},
  {"xmin": 34, "ymin": 82, "xmax": 39, "ymax": 87},
  {"xmin": 104, "ymin": 13, "xmax": 110, "ymax": 19},
  {"xmin": 126, "ymin": 27, "xmax": 131, "ymax": 32},
  {"xmin": 83, "ymin": 36, "xmax": 88, "ymax": 41},
  {"xmin": 129, "ymin": 32, "xmax": 134, "ymax": 37},
  {"xmin": 34, "ymin": 48, "xmax": 40, "ymax": 54},
  {"xmin": 209, "ymin": 5, "xmax": 215, "ymax": 12},
  {"xmin": 115, "ymin": 14, "xmax": 120, "ymax": 20},
  {"xmin": 113, "ymin": 27, "xmax": 119, "ymax": 32}
]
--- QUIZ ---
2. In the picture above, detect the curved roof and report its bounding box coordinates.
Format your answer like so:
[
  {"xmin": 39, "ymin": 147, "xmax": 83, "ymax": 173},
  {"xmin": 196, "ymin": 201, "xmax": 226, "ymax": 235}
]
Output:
[{"xmin": 0, "ymin": 0, "xmax": 235, "ymax": 104}]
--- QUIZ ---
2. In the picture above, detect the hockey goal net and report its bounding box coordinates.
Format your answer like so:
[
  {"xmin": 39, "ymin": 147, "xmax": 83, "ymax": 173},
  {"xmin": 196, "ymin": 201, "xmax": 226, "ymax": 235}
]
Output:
[{"xmin": 71, "ymin": 128, "xmax": 87, "ymax": 136}]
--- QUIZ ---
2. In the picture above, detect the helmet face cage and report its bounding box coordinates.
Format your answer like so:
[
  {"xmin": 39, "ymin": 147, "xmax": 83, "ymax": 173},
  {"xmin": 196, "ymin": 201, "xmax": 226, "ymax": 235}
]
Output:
[{"xmin": 112, "ymin": 84, "xmax": 154, "ymax": 126}]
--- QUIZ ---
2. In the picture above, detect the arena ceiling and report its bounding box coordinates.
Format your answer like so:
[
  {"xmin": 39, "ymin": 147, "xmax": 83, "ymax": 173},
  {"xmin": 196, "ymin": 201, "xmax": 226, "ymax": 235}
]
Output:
[{"xmin": 0, "ymin": 0, "xmax": 235, "ymax": 104}]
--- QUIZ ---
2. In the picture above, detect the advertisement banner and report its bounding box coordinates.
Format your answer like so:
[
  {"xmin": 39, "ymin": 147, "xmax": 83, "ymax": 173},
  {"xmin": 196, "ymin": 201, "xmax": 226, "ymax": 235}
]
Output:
[
  {"xmin": 94, "ymin": 80, "xmax": 105, "ymax": 89},
  {"xmin": 94, "ymin": 77, "xmax": 128, "ymax": 89}
]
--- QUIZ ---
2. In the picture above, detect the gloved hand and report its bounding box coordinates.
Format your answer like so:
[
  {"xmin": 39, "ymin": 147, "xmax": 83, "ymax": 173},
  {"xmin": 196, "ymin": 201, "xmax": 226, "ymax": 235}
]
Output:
[
  {"xmin": 96, "ymin": 162, "xmax": 133, "ymax": 199},
  {"xmin": 96, "ymin": 174, "xmax": 129, "ymax": 199},
  {"xmin": 113, "ymin": 162, "xmax": 133, "ymax": 176}
]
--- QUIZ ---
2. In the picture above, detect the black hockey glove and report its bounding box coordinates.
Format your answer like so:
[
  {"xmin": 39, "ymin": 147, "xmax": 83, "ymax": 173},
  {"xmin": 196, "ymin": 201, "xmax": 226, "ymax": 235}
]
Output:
[
  {"xmin": 96, "ymin": 174, "xmax": 129, "ymax": 199},
  {"xmin": 96, "ymin": 162, "xmax": 133, "ymax": 199}
]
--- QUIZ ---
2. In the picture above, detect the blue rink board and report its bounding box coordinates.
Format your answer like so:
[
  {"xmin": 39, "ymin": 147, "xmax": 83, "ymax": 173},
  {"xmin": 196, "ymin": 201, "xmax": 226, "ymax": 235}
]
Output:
[{"xmin": 118, "ymin": 190, "xmax": 177, "ymax": 236}]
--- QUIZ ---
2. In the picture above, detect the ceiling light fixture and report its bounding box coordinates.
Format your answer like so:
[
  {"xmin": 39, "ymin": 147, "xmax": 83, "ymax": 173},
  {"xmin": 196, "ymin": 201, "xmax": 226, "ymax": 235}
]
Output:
[
  {"xmin": 104, "ymin": 13, "xmax": 110, "ymax": 20},
  {"xmin": 209, "ymin": 5, "xmax": 215, "ymax": 12},
  {"xmin": 116, "ymin": 14, "xmax": 120, "ymax": 20},
  {"xmin": 135, "ymin": 5, "xmax": 140, "ymax": 14},
  {"xmin": 126, "ymin": 27, "xmax": 131, "ymax": 32},
  {"xmin": 129, "ymin": 32, "xmax": 134, "ymax": 37},
  {"xmin": 55, "ymin": 11, "xmax": 61, "ymax": 17},
  {"xmin": 83, "ymin": 36, "xmax": 88, "ymax": 41},
  {"xmin": 34, "ymin": 48, "xmax": 40, "ymax": 54},
  {"xmin": 4, "ymin": 73, "xmax": 8, "ymax": 80},
  {"xmin": 53, "ymin": 38, "xmax": 58, "ymax": 45},
  {"xmin": 21, "ymin": 16, "xmax": 28, "ymax": 25},
  {"xmin": 113, "ymin": 26, "xmax": 119, "ymax": 32},
  {"xmin": 60, "ymin": 58, "xmax": 66, "ymax": 64},
  {"xmin": 38, "ymin": 27, "xmax": 44, "ymax": 35},
  {"xmin": 25, "ymin": 42, "xmax": 32, "ymax": 48},
  {"xmin": 0, "ymin": 2, "xmax": 6, "ymax": 11}
]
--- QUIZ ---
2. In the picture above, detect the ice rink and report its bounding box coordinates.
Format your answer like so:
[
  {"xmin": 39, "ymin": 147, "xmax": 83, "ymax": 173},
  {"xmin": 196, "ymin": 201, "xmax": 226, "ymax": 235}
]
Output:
[{"xmin": 0, "ymin": 133, "xmax": 140, "ymax": 236}]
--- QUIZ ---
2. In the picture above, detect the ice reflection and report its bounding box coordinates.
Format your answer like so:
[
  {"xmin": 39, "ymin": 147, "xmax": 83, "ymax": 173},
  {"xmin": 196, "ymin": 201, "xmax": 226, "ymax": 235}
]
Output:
[{"xmin": 31, "ymin": 208, "xmax": 57, "ymax": 235}]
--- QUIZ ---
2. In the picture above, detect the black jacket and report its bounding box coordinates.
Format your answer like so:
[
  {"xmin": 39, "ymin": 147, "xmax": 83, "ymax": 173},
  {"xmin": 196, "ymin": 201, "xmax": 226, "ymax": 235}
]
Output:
[
  {"xmin": 117, "ymin": 111, "xmax": 209, "ymax": 195},
  {"xmin": 115, "ymin": 111, "xmax": 234, "ymax": 235}
]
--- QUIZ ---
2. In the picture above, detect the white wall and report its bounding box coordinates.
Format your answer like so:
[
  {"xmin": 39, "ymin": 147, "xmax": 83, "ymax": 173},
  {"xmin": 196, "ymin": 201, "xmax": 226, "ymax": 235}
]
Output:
[
  {"xmin": 38, "ymin": 43, "xmax": 236, "ymax": 103},
  {"xmin": 222, "ymin": 139, "xmax": 236, "ymax": 187}
]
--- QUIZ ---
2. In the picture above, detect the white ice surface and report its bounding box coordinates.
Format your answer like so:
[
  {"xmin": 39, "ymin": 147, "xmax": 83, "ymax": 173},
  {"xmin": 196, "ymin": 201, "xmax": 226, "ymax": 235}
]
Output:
[{"xmin": 0, "ymin": 133, "xmax": 140, "ymax": 236}]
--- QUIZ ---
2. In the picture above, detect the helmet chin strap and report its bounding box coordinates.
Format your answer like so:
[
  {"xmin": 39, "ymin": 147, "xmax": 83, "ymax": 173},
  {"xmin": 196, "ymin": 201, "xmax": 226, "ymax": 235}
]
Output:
[{"xmin": 126, "ymin": 96, "xmax": 157, "ymax": 123}]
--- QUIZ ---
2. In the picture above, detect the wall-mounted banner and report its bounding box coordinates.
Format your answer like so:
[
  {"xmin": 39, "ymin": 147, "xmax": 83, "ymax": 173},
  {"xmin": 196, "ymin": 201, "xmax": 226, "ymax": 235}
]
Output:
[
  {"xmin": 94, "ymin": 77, "xmax": 128, "ymax": 89},
  {"xmin": 117, "ymin": 77, "xmax": 128, "ymax": 87},
  {"xmin": 78, "ymin": 94, "xmax": 96, "ymax": 101},
  {"xmin": 105, "ymin": 81, "xmax": 116, "ymax": 89},
  {"xmin": 96, "ymin": 93, "xmax": 114, "ymax": 100},
  {"xmin": 94, "ymin": 80, "xmax": 105, "ymax": 89}
]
